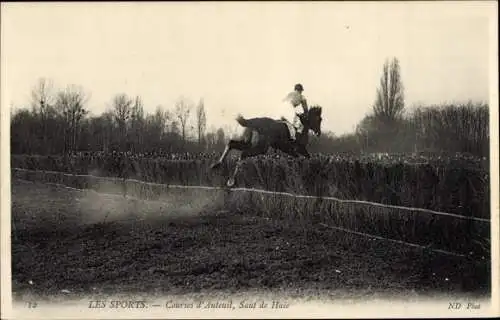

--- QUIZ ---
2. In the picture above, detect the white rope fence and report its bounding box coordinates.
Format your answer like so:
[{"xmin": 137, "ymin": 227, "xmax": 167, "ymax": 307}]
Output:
[
  {"xmin": 14, "ymin": 178, "xmax": 172, "ymax": 205},
  {"xmin": 13, "ymin": 177, "xmax": 482, "ymax": 259},
  {"xmin": 12, "ymin": 167, "xmax": 490, "ymax": 223}
]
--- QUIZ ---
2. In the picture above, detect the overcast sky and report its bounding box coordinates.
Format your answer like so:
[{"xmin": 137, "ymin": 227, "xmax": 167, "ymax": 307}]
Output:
[{"xmin": 1, "ymin": 2, "xmax": 496, "ymax": 135}]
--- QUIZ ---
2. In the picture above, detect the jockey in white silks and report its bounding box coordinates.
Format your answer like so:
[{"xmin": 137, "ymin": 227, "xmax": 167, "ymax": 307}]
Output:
[{"xmin": 282, "ymin": 83, "xmax": 309, "ymax": 141}]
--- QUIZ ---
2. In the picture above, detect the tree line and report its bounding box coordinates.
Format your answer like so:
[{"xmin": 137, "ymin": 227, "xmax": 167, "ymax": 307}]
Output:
[
  {"xmin": 310, "ymin": 58, "xmax": 489, "ymax": 157},
  {"xmin": 10, "ymin": 79, "xmax": 226, "ymax": 155},
  {"xmin": 10, "ymin": 57, "xmax": 489, "ymax": 157}
]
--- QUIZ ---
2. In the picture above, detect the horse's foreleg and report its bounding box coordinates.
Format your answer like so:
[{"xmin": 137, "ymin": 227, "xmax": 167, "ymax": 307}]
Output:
[
  {"xmin": 211, "ymin": 139, "xmax": 249, "ymax": 169},
  {"xmin": 211, "ymin": 144, "xmax": 230, "ymax": 169},
  {"xmin": 277, "ymin": 141, "xmax": 300, "ymax": 158},
  {"xmin": 297, "ymin": 145, "xmax": 310, "ymax": 158}
]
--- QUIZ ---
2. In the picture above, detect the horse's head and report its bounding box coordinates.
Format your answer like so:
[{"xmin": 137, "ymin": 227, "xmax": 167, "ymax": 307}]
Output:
[{"xmin": 307, "ymin": 106, "xmax": 322, "ymax": 137}]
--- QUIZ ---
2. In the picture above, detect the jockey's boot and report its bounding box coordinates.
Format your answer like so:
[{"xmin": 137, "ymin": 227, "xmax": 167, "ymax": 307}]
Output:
[
  {"xmin": 282, "ymin": 119, "xmax": 296, "ymax": 142},
  {"xmin": 289, "ymin": 127, "xmax": 297, "ymax": 143}
]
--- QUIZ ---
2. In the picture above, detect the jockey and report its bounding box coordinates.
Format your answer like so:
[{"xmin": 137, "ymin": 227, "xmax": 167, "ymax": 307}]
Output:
[{"xmin": 282, "ymin": 83, "xmax": 309, "ymax": 141}]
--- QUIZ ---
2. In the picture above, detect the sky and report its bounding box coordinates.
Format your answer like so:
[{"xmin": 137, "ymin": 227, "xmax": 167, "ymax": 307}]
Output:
[{"xmin": 1, "ymin": 1, "xmax": 496, "ymax": 136}]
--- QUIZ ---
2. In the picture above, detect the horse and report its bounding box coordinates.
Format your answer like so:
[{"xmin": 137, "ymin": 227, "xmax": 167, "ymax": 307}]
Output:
[{"xmin": 210, "ymin": 106, "xmax": 322, "ymax": 187}]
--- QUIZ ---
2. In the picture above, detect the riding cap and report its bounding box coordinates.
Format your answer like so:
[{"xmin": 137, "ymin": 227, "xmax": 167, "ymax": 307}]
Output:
[{"xmin": 294, "ymin": 83, "xmax": 304, "ymax": 92}]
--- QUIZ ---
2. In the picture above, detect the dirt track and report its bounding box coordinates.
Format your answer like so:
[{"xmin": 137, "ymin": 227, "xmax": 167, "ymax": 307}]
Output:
[{"xmin": 11, "ymin": 180, "xmax": 490, "ymax": 302}]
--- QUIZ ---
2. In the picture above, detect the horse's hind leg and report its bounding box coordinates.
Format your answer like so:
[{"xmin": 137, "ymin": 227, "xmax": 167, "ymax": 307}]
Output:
[
  {"xmin": 226, "ymin": 145, "xmax": 267, "ymax": 187},
  {"xmin": 211, "ymin": 139, "xmax": 250, "ymax": 169}
]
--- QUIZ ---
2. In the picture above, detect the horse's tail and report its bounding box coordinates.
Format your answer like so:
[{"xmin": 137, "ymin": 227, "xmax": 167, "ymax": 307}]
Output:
[{"xmin": 236, "ymin": 114, "xmax": 248, "ymax": 127}]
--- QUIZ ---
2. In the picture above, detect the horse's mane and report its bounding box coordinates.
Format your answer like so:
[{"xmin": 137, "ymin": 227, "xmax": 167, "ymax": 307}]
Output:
[{"xmin": 309, "ymin": 105, "xmax": 322, "ymax": 114}]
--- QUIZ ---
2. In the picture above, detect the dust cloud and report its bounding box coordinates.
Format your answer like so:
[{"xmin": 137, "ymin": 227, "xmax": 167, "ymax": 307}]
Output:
[
  {"xmin": 12, "ymin": 176, "xmax": 226, "ymax": 228},
  {"xmin": 75, "ymin": 177, "xmax": 226, "ymax": 225}
]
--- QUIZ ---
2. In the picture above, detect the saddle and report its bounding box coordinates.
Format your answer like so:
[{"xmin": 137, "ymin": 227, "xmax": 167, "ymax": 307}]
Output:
[{"xmin": 279, "ymin": 117, "xmax": 300, "ymax": 141}]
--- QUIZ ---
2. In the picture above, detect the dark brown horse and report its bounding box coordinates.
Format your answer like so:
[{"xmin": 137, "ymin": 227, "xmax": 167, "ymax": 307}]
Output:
[{"xmin": 211, "ymin": 106, "xmax": 322, "ymax": 187}]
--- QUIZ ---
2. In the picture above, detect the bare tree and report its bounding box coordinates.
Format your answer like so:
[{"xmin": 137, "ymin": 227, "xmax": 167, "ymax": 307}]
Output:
[
  {"xmin": 55, "ymin": 84, "xmax": 89, "ymax": 152},
  {"xmin": 196, "ymin": 98, "xmax": 207, "ymax": 146},
  {"xmin": 101, "ymin": 111, "xmax": 115, "ymax": 152},
  {"xmin": 152, "ymin": 105, "xmax": 168, "ymax": 137},
  {"xmin": 170, "ymin": 119, "xmax": 180, "ymax": 136},
  {"xmin": 30, "ymin": 78, "xmax": 56, "ymax": 153},
  {"xmin": 112, "ymin": 93, "xmax": 133, "ymax": 126},
  {"xmin": 373, "ymin": 57, "xmax": 405, "ymax": 123},
  {"xmin": 175, "ymin": 96, "xmax": 193, "ymax": 143},
  {"xmin": 205, "ymin": 131, "xmax": 216, "ymax": 150},
  {"xmin": 112, "ymin": 93, "xmax": 133, "ymax": 151},
  {"xmin": 130, "ymin": 96, "xmax": 145, "ymax": 152},
  {"xmin": 216, "ymin": 127, "xmax": 225, "ymax": 147},
  {"xmin": 355, "ymin": 114, "xmax": 377, "ymax": 151},
  {"xmin": 31, "ymin": 78, "xmax": 55, "ymax": 112},
  {"xmin": 131, "ymin": 96, "xmax": 145, "ymax": 122}
]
